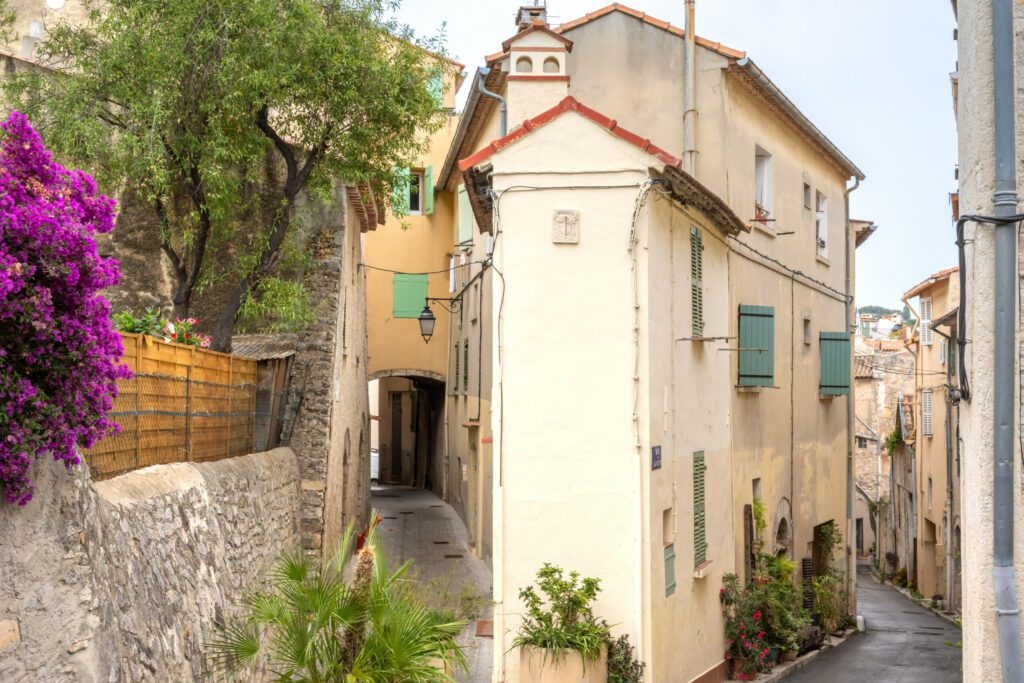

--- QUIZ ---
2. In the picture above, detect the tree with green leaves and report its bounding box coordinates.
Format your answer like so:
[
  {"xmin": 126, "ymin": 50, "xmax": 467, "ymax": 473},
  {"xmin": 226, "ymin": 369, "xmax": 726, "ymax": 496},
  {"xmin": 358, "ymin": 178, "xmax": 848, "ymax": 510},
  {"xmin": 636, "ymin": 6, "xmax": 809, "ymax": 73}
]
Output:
[{"xmin": 5, "ymin": 0, "xmax": 451, "ymax": 350}]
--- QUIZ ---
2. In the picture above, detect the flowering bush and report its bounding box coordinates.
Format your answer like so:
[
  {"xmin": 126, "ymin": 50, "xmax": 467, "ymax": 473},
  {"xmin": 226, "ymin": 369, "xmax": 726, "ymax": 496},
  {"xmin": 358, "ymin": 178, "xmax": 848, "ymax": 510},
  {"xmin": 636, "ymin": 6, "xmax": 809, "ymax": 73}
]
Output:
[
  {"xmin": 161, "ymin": 318, "xmax": 211, "ymax": 348},
  {"xmin": 720, "ymin": 573, "xmax": 774, "ymax": 679},
  {"xmin": 0, "ymin": 112, "xmax": 129, "ymax": 505}
]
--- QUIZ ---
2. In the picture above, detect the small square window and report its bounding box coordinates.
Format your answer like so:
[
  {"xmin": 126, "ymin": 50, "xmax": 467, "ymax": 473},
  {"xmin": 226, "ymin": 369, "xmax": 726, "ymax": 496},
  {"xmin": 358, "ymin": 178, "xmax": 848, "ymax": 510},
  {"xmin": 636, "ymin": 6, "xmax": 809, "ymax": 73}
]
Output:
[{"xmin": 803, "ymin": 317, "xmax": 812, "ymax": 345}]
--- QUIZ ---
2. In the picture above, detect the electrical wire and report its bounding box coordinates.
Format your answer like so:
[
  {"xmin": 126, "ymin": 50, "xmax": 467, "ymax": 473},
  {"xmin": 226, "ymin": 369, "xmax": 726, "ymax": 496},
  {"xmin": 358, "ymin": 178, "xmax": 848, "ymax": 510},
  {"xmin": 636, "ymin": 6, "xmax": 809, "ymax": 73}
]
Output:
[{"xmin": 359, "ymin": 260, "xmax": 488, "ymax": 275}]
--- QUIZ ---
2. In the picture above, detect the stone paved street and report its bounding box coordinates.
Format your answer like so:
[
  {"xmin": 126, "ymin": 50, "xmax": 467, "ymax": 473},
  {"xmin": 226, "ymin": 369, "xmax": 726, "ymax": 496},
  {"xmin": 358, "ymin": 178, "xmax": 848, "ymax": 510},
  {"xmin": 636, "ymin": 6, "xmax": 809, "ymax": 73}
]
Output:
[
  {"xmin": 787, "ymin": 568, "xmax": 962, "ymax": 683},
  {"xmin": 371, "ymin": 486, "xmax": 493, "ymax": 683}
]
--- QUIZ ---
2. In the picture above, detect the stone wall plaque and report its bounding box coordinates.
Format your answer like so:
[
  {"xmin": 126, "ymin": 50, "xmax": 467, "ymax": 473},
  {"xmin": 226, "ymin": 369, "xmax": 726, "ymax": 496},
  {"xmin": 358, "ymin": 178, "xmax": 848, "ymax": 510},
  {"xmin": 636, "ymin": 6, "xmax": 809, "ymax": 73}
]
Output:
[{"xmin": 552, "ymin": 208, "xmax": 580, "ymax": 243}]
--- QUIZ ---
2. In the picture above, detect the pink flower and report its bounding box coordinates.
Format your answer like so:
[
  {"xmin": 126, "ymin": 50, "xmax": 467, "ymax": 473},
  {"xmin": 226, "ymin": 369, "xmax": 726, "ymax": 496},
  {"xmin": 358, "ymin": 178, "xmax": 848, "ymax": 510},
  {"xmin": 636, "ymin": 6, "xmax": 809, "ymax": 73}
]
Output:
[{"xmin": 752, "ymin": 611, "xmax": 762, "ymax": 621}]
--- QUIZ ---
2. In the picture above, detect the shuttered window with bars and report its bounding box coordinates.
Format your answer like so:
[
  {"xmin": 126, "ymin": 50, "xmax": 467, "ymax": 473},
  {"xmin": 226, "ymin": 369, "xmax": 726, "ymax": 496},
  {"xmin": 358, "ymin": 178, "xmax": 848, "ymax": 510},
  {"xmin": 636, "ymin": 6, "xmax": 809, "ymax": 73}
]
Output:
[
  {"xmin": 950, "ymin": 332, "xmax": 958, "ymax": 375},
  {"xmin": 922, "ymin": 390, "xmax": 934, "ymax": 436},
  {"xmin": 690, "ymin": 225, "xmax": 703, "ymax": 336},
  {"xmin": 462, "ymin": 340, "xmax": 470, "ymax": 395},
  {"xmin": 920, "ymin": 297, "xmax": 933, "ymax": 345},
  {"xmin": 693, "ymin": 452, "xmax": 708, "ymax": 567},
  {"xmin": 819, "ymin": 332, "xmax": 851, "ymax": 395},
  {"xmin": 738, "ymin": 305, "xmax": 775, "ymax": 387}
]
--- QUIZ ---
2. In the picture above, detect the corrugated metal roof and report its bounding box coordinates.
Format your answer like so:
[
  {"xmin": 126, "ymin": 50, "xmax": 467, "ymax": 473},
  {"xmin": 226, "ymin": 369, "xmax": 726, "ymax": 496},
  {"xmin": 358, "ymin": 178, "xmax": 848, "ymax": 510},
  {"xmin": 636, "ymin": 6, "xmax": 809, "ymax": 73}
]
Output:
[{"xmin": 231, "ymin": 334, "xmax": 297, "ymax": 360}]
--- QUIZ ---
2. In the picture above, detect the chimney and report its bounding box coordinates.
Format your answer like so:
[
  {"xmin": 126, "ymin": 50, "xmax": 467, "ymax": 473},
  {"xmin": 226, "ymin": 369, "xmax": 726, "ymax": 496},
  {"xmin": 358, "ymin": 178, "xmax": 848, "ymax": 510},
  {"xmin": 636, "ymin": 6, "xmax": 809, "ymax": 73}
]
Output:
[
  {"xmin": 516, "ymin": 2, "xmax": 548, "ymax": 30},
  {"xmin": 504, "ymin": 19, "xmax": 573, "ymax": 127}
]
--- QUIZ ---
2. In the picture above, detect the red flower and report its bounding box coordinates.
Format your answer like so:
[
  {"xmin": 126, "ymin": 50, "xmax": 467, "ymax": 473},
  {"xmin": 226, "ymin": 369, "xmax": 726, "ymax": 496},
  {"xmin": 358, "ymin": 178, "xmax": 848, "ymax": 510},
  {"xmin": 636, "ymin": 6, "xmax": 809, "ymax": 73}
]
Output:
[
  {"xmin": 758, "ymin": 631, "xmax": 766, "ymax": 639},
  {"xmin": 752, "ymin": 611, "xmax": 762, "ymax": 621}
]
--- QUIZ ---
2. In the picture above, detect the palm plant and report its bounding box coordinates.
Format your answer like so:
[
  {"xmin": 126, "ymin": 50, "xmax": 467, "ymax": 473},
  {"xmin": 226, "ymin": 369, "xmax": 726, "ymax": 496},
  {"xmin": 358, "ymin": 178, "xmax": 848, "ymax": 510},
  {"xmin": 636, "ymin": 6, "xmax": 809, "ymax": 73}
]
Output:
[{"xmin": 207, "ymin": 516, "xmax": 467, "ymax": 682}]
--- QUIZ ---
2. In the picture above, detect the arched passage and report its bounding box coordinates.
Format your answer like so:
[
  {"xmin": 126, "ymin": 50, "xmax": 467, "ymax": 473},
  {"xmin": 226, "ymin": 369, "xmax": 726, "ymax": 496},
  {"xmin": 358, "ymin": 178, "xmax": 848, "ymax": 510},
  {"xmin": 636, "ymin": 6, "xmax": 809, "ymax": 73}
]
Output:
[{"xmin": 369, "ymin": 369, "xmax": 446, "ymax": 495}]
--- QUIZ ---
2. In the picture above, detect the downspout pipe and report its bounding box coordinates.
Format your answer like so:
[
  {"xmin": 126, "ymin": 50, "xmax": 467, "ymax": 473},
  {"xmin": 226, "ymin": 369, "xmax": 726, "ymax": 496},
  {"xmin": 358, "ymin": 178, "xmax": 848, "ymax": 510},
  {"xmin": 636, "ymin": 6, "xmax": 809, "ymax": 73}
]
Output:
[
  {"xmin": 477, "ymin": 68, "xmax": 507, "ymax": 137},
  {"xmin": 683, "ymin": 0, "xmax": 697, "ymax": 174},
  {"xmin": 844, "ymin": 177, "xmax": 860, "ymax": 608},
  {"xmin": 990, "ymin": 0, "xmax": 1023, "ymax": 678}
]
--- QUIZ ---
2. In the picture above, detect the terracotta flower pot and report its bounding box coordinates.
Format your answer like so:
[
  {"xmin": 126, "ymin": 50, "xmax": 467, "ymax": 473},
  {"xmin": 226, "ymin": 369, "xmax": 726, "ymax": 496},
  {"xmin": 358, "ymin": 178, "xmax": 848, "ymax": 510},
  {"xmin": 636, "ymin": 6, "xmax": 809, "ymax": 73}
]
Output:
[{"xmin": 519, "ymin": 644, "xmax": 608, "ymax": 683}]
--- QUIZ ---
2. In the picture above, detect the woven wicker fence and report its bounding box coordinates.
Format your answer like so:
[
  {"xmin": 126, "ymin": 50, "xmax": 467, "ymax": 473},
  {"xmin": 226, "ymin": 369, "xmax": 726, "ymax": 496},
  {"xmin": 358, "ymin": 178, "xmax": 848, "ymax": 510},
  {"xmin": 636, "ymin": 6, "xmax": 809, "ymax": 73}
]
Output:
[{"xmin": 85, "ymin": 332, "xmax": 257, "ymax": 480}]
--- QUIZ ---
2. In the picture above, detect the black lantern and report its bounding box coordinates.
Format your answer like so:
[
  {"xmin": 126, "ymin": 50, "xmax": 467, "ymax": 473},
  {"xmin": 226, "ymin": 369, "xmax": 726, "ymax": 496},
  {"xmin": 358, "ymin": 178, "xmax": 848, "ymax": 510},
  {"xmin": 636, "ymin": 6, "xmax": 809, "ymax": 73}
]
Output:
[{"xmin": 418, "ymin": 304, "xmax": 437, "ymax": 343}]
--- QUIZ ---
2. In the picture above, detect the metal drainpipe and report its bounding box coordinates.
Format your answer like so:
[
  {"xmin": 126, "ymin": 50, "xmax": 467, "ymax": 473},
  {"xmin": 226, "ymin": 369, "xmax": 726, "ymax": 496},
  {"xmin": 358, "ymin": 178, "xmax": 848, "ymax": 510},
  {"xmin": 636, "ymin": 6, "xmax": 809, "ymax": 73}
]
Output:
[
  {"xmin": 844, "ymin": 177, "xmax": 860, "ymax": 608},
  {"xmin": 477, "ymin": 68, "xmax": 507, "ymax": 137},
  {"xmin": 990, "ymin": 0, "xmax": 1023, "ymax": 678},
  {"xmin": 683, "ymin": 0, "xmax": 697, "ymax": 174}
]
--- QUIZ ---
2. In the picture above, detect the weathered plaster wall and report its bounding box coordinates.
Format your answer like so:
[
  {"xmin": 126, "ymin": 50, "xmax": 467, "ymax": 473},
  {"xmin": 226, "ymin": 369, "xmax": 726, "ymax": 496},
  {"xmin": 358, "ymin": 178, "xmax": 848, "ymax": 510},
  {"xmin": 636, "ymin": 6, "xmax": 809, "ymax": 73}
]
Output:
[
  {"xmin": 0, "ymin": 448, "xmax": 300, "ymax": 682},
  {"xmin": 955, "ymin": 0, "xmax": 1024, "ymax": 677}
]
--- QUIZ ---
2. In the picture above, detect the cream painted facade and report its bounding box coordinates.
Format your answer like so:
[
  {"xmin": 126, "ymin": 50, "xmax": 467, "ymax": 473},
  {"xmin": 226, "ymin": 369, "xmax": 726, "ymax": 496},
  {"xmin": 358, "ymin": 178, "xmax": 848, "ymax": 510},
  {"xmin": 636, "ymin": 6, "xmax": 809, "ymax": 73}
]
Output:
[
  {"xmin": 446, "ymin": 7, "xmax": 867, "ymax": 681},
  {"xmin": 904, "ymin": 270, "xmax": 962, "ymax": 609}
]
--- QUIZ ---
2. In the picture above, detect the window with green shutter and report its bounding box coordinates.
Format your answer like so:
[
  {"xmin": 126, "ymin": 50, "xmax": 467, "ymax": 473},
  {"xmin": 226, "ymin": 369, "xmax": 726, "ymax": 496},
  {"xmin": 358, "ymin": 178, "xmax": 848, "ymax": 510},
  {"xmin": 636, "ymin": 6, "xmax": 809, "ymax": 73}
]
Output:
[
  {"xmin": 462, "ymin": 340, "xmax": 470, "ymax": 394},
  {"xmin": 694, "ymin": 452, "xmax": 707, "ymax": 566},
  {"xmin": 950, "ymin": 332, "xmax": 958, "ymax": 375},
  {"xmin": 392, "ymin": 273, "xmax": 427, "ymax": 318},
  {"xmin": 819, "ymin": 332, "xmax": 851, "ymax": 395},
  {"xmin": 738, "ymin": 305, "xmax": 775, "ymax": 387},
  {"xmin": 427, "ymin": 72, "xmax": 444, "ymax": 109},
  {"xmin": 458, "ymin": 185, "xmax": 473, "ymax": 247},
  {"xmin": 664, "ymin": 544, "xmax": 676, "ymax": 596},
  {"xmin": 690, "ymin": 225, "xmax": 703, "ymax": 336}
]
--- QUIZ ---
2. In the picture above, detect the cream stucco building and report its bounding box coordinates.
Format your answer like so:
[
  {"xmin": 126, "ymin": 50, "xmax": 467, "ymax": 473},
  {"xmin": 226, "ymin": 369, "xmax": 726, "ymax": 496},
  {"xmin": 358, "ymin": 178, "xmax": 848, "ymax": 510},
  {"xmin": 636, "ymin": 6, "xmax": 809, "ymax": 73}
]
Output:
[{"xmin": 436, "ymin": 5, "xmax": 871, "ymax": 681}]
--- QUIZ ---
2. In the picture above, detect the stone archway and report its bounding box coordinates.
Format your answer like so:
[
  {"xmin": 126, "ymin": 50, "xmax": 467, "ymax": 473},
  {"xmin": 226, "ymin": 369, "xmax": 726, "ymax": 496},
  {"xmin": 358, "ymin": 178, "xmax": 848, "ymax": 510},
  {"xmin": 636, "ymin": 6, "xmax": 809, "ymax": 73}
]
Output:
[{"xmin": 773, "ymin": 497, "xmax": 793, "ymax": 557}]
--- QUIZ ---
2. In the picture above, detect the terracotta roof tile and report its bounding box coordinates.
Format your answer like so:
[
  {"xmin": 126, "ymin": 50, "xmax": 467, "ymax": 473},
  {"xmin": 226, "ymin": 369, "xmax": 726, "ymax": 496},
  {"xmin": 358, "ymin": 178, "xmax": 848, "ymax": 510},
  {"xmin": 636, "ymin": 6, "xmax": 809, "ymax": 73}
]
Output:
[
  {"xmin": 458, "ymin": 96, "xmax": 681, "ymax": 171},
  {"xmin": 903, "ymin": 266, "xmax": 959, "ymax": 299},
  {"xmin": 501, "ymin": 22, "xmax": 574, "ymax": 53},
  {"xmin": 555, "ymin": 3, "xmax": 745, "ymax": 60}
]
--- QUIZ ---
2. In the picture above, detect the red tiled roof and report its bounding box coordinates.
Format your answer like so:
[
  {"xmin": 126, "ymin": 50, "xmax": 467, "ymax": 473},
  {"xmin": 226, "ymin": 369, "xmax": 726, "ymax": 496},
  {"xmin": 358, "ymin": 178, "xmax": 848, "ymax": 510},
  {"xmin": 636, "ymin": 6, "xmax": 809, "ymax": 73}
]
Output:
[
  {"xmin": 903, "ymin": 266, "xmax": 959, "ymax": 299},
  {"xmin": 555, "ymin": 3, "xmax": 746, "ymax": 60},
  {"xmin": 458, "ymin": 96, "xmax": 681, "ymax": 171}
]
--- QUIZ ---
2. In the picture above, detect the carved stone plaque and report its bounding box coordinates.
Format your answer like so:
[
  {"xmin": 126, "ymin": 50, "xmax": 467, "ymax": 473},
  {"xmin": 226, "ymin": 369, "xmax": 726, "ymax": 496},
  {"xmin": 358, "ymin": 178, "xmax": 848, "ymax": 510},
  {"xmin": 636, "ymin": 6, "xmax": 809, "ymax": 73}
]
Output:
[{"xmin": 552, "ymin": 209, "xmax": 580, "ymax": 244}]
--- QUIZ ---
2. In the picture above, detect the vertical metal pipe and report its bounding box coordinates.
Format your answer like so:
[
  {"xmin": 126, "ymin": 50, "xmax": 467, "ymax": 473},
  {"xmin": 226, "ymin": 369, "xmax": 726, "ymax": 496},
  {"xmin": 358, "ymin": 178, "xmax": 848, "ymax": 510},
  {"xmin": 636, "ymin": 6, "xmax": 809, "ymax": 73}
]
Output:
[
  {"xmin": 683, "ymin": 0, "xmax": 697, "ymax": 174},
  {"xmin": 991, "ymin": 0, "xmax": 1023, "ymax": 679},
  {"xmin": 844, "ymin": 178, "xmax": 859, "ymax": 610},
  {"xmin": 477, "ymin": 68, "xmax": 507, "ymax": 137}
]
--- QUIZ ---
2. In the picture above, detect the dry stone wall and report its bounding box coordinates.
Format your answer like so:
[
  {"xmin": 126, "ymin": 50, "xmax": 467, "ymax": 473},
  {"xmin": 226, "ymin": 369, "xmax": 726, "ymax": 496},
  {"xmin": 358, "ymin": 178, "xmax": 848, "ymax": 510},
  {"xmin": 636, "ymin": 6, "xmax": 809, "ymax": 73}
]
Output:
[{"xmin": 0, "ymin": 447, "xmax": 300, "ymax": 682}]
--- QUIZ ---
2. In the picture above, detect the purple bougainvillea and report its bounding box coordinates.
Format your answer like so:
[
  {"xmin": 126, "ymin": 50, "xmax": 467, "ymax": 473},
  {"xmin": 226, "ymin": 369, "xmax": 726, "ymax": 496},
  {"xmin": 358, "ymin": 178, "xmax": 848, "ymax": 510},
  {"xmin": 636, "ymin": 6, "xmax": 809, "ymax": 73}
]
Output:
[{"xmin": 0, "ymin": 112, "xmax": 129, "ymax": 505}]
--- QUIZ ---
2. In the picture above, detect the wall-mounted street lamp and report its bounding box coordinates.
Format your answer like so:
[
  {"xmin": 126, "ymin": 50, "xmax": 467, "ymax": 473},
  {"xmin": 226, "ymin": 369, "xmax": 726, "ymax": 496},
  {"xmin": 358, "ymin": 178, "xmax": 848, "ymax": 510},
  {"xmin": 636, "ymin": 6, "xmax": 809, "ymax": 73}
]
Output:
[{"xmin": 418, "ymin": 297, "xmax": 461, "ymax": 343}]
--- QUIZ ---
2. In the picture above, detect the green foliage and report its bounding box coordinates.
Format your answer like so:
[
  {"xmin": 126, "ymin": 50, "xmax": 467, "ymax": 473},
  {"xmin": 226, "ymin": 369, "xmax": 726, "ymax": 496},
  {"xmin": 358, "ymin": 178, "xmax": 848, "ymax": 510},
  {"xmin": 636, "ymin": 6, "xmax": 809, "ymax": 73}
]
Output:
[
  {"xmin": 112, "ymin": 308, "xmax": 163, "ymax": 337},
  {"xmin": 512, "ymin": 564, "xmax": 611, "ymax": 663},
  {"xmin": 719, "ymin": 573, "xmax": 774, "ymax": 678},
  {"xmin": 606, "ymin": 632, "xmax": 645, "ymax": 683},
  {"xmin": 752, "ymin": 496, "xmax": 767, "ymax": 542},
  {"xmin": 237, "ymin": 277, "xmax": 315, "ymax": 334},
  {"xmin": 406, "ymin": 566, "xmax": 490, "ymax": 622},
  {"xmin": 7, "ymin": 0, "xmax": 452, "ymax": 348},
  {"xmin": 810, "ymin": 573, "xmax": 844, "ymax": 634},
  {"xmin": 207, "ymin": 517, "xmax": 467, "ymax": 681},
  {"xmin": 885, "ymin": 424, "xmax": 904, "ymax": 455},
  {"xmin": 754, "ymin": 555, "xmax": 811, "ymax": 655},
  {"xmin": 892, "ymin": 567, "xmax": 908, "ymax": 588}
]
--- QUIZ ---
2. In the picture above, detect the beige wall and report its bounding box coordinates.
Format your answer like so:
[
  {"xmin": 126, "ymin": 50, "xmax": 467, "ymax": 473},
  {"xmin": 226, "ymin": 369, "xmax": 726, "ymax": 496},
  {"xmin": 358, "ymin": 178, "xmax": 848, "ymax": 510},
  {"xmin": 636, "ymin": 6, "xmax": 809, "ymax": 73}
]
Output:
[
  {"xmin": 910, "ymin": 274, "xmax": 960, "ymax": 602},
  {"xmin": 644, "ymin": 195, "xmax": 734, "ymax": 682},
  {"xmin": 1, "ymin": 0, "xmax": 88, "ymax": 59}
]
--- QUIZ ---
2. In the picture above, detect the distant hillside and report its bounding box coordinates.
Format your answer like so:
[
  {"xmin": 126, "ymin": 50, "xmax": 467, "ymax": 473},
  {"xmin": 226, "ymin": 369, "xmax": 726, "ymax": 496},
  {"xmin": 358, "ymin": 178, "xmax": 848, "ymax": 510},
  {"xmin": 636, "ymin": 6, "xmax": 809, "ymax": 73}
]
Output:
[{"xmin": 859, "ymin": 305, "xmax": 913, "ymax": 323}]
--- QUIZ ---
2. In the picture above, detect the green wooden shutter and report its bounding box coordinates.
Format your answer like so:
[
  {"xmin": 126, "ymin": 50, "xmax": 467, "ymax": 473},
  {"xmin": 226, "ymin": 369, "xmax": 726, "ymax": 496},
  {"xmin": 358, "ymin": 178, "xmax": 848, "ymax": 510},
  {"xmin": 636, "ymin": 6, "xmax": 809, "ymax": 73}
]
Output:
[
  {"xmin": 664, "ymin": 544, "xmax": 677, "ymax": 596},
  {"xmin": 392, "ymin": 273, "xmax": 427, "ymax": 318},
  {"xmin": 458, "ymin": 185, "xmax": 473, "ymax": 245},
  {"xmin": 691, "ymin": 225, "xmax": 703, "ymax": 336},
  {"xmin": 950, "ymin": 332, "xmax": 958, "ymax": 375},
  {"xmin": 392, "ymin": 167, "xmax": 410, "ymax": 216},
  {"xmin": 819, "ymin": 332, "xmax": 851, "ymax": 395},
  {"xmin": 424, "ymin": 165, "xmax": 434, "ymax": 215},
  {"xmin": 738, "ymin": 305, "xmax": 775, "ymax": 387},
  {"xmin": 463, "ymin": 341, "xmax": 470, "ymax": 394},
  {"xmin": 694, "ymin": 452, "xmax": 707, "ymax": 566}
]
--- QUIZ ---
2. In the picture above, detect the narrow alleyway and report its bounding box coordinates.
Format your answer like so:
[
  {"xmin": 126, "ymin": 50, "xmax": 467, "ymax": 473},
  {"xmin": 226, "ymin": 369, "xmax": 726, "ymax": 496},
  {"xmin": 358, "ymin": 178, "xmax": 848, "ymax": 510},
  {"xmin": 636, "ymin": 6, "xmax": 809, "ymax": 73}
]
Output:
[
  {"xmin": 787, "ymin": 568, "xmax": 962, "ymax": 682},
  {"xmin": 371, "ymin": 486, "xmax": 493, "ymax": 682}
]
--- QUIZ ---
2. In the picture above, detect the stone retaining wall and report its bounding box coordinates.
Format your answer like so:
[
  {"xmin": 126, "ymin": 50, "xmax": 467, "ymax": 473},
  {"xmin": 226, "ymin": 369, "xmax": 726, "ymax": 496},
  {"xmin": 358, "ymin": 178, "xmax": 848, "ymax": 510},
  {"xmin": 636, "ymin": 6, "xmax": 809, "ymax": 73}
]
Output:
[{"xmin": 0, "ymin": 447, "xmax": 300, "ymax": 682}]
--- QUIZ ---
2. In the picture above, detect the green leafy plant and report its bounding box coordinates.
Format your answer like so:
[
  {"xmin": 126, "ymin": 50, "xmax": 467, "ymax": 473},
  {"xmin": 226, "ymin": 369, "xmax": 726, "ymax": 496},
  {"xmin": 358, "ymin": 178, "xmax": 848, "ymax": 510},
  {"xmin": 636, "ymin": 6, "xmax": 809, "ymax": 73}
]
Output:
[
  {"xmin": 885, "ymin": 424, "xmax": 904, "ymax": 455},
  {"xmin": 207, "ymin": 517, "xmax": 466, "ymax": 681},
  {"xmin": 752, "ymin": 497, "xmax": 768, "ymax": 543},
  {"xmin": 892, "ymin": 567, "xmax": 908, "ymax": 588},
  {"xmin": 810, "ymin": 573, "xmax": 843, "ymax": 634},
  {"xmin": 512, "ymin": 564, "xmax": 610, "ymax": 663},
  {"xmin": 112, "ymin": 308, "xmax": 164, "ymax": 337},
  {"xmin": 758, "ymin": 554, "xmax": 810, "ymax": 655},
  {"xmin": 606, "ymin": 631, "xmax": 645, "ymax": 683}
]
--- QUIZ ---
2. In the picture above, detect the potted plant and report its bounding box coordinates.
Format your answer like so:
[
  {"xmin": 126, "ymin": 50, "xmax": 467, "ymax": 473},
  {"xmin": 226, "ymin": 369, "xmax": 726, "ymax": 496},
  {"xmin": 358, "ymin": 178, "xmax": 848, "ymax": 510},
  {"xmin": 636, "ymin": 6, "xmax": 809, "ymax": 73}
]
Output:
[
  {"xmin": 720, "ymin": 574, "xmax": 773, "ymax": 680},
  {"xmin": 513, "ymin": 564, "xmax": 610, "ymax": 683}
]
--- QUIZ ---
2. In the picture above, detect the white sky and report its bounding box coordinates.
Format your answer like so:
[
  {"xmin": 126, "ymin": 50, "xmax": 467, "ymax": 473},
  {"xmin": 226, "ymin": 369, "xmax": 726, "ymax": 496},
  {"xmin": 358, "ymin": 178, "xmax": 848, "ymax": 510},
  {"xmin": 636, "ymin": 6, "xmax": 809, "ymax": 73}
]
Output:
[{"xmin": 392, "ymin": 0, "xmax": 959, "ymax": 309}]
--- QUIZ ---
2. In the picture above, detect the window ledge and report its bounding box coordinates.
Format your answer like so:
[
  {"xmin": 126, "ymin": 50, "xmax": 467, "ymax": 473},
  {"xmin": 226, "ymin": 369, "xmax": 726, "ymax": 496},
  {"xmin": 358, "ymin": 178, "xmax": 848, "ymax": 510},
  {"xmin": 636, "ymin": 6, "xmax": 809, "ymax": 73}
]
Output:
[
  {"xmin": 736, "ymin": 385, "xmax": 778, "ymax": 392},
  {"xmin": 693, "ymin": 560, "xmax": 714, "ymax": 579},
  {"xmin": 816, "ymin": 254, "xmax": 831, "ymax": 266},
  {"xmin": 752, "ymin": 221, "xmax": 777, "ymax": 237}
]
